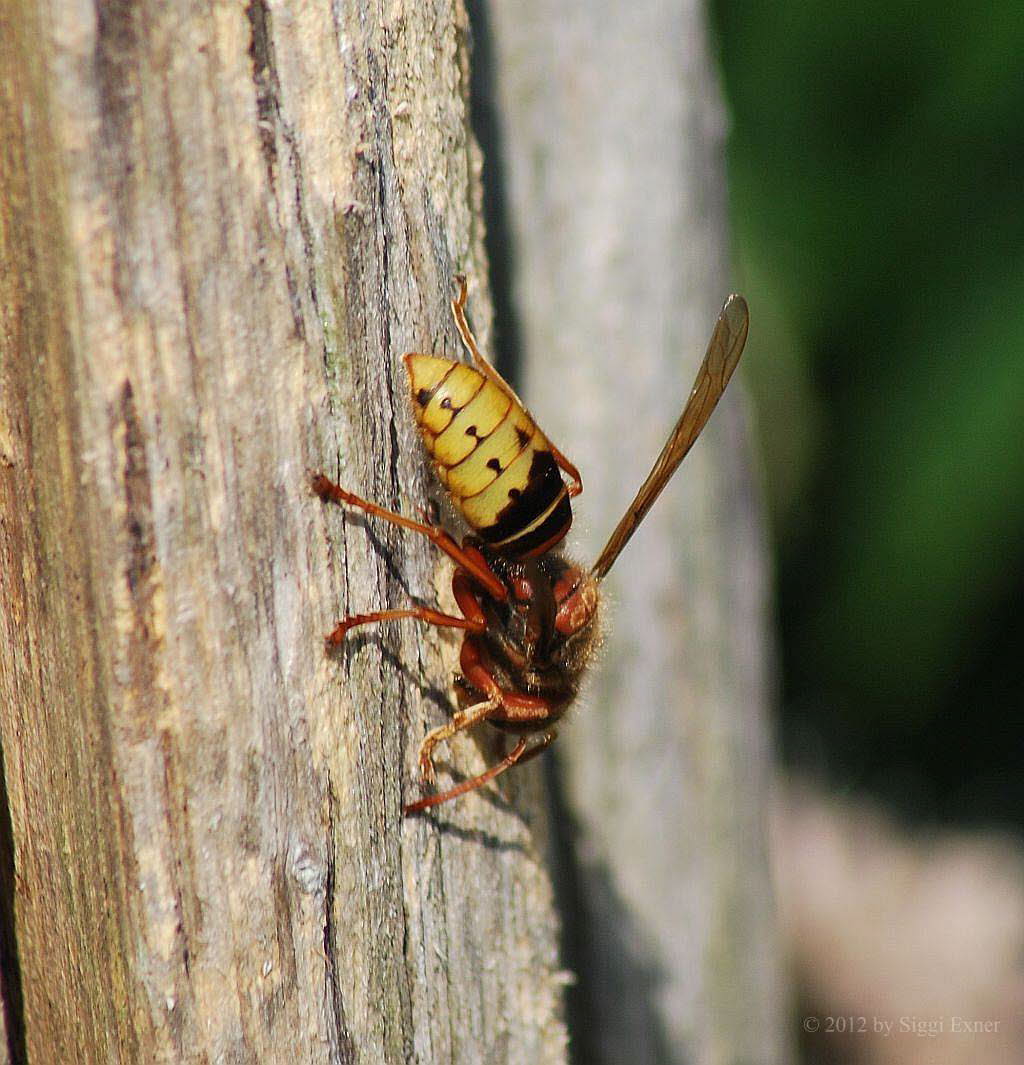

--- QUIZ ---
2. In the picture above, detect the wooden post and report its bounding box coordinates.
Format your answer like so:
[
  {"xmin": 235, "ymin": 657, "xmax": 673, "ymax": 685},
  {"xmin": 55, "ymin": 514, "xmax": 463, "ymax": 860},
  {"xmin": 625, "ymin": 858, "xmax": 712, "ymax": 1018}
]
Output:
[
  {"xmin": 484, "ymin": 1, "xmax": 789, "ymax": 1062},
  {"xmin": 0, "ymin": 2, "xmax": 567, "ymax": 1061}
]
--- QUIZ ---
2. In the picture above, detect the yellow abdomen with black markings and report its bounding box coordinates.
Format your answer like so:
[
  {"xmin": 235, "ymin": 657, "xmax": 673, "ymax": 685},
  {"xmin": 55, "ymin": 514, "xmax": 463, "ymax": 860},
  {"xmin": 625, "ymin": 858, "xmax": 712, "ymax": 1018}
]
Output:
[{"xmin": 404, "ymin": 354, "xmax": 573, "ymax": 557}]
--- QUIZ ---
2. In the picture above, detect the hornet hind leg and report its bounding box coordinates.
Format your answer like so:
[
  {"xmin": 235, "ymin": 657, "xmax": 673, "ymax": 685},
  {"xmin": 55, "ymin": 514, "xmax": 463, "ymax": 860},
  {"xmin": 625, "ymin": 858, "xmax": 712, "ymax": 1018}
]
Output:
[{"xmin": 404, "ymin": 729, "xmax": 558, "ymax": 815}]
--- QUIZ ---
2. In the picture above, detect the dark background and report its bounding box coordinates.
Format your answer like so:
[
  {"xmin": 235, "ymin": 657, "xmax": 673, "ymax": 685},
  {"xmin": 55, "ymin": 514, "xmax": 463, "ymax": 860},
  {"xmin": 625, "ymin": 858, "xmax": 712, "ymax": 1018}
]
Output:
[{"xmin": 710, "ymin": 1, "xmax": 1024, "ymax": 831}]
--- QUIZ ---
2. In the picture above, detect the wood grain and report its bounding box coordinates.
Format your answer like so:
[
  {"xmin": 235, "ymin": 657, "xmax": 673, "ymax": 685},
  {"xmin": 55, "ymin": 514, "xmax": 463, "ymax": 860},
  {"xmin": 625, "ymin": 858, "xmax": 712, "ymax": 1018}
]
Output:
[{"xmin": 0, "ymin": 2, "xmax": 567, "ymax": 1060}]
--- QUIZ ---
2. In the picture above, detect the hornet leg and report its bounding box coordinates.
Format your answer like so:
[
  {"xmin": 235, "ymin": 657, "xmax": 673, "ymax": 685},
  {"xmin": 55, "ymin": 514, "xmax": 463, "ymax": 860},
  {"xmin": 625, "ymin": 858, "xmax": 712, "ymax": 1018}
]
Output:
[
  {"xmin": 404, "ymin": 730, "xmax": 558, "ymax": 816},
  {"xmin": 325, "ymin": 606, "xmax": 484, "ymax": 647},
  {"xmin": 312, "ymin": 472, "xmax": 506, "ymax": 601},
  {"xmin": 414, "ymin": 696, "xmax": 502, "ymax": 787}
]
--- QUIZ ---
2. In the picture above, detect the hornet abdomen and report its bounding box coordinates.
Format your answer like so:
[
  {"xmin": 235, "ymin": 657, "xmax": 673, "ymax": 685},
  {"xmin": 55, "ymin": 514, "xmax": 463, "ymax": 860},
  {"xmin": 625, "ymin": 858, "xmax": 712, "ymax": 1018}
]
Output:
[{"xmin": 404, "ymin": 354, "xmax": 573, "ymax": 557}]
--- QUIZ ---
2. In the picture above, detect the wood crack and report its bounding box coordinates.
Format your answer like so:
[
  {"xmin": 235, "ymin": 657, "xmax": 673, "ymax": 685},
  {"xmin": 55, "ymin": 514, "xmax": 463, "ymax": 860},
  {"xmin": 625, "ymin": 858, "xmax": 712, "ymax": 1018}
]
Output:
[
  {"xmin": 0, "ymin": 738, "xmax": 27, "ymax": 1065},
  {"xmin": 322, "ymin": 777, "xmax": 356, "ymax": 1063}
]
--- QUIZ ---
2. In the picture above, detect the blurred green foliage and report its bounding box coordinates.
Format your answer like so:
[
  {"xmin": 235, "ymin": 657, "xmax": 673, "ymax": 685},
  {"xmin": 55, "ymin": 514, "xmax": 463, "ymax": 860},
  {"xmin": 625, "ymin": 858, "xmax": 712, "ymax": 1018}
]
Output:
[{"xmin": 711, "ymin": 1, "xmax": 1024, "ymax": 826}]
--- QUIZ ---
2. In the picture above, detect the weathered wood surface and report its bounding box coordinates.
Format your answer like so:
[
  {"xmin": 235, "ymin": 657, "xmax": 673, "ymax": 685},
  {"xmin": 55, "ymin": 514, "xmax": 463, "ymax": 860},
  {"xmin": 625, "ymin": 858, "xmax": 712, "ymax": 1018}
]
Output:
[
  {"xmin": 485, "ymin": 1, "xmax": 789, "ymax": 1062},
  {"xmin": 0, "ymin": 2, "xmax": 568, "ymax": 1061}
]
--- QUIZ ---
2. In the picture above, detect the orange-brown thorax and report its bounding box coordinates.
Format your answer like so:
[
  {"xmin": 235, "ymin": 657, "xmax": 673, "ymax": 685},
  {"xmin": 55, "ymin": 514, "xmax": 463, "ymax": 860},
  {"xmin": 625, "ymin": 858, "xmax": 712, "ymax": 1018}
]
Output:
[{"xmin": 458, "ymin": 549, "xmax": 600, "ymax": 733}]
